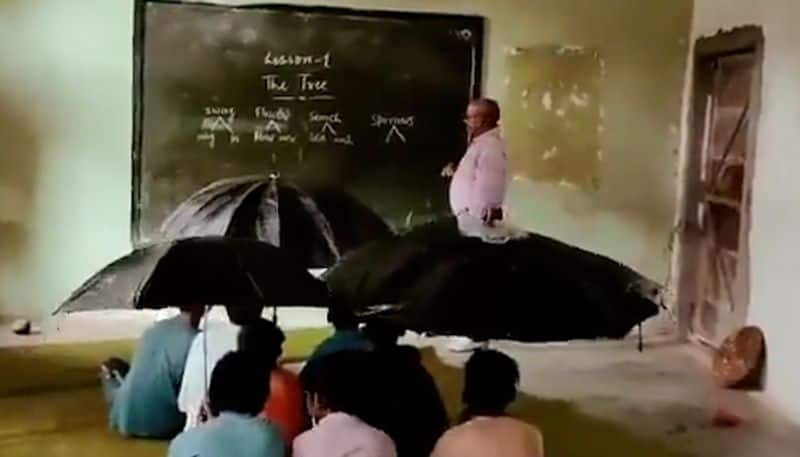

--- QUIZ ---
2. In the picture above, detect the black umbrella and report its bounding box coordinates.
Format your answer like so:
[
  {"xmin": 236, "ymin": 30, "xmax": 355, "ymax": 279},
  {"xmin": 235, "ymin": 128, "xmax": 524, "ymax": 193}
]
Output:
[
  {"xmin": 54, "ymin": 236, "xmax": 330, "ymax": 314},
  {"xmin": 160, "ymin": 175, "xmax": 393, "ymax": 267},
  {"xmin": 323, "ymin": 218, "xmax": 661, "ymax": 343}
]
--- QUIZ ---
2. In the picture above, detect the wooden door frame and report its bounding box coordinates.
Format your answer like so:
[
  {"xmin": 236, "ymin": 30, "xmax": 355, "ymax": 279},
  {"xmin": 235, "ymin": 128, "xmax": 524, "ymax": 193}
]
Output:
[{"xmin": 675, "ymin": 26, "xmax": 764, "ymax": 342}]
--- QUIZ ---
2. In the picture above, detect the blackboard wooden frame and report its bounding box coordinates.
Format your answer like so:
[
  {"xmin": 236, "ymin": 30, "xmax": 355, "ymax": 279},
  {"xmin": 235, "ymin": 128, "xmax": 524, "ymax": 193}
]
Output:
[{"xmin": 131, "ymin": 0, "xmax": 485, "ymax": 246}]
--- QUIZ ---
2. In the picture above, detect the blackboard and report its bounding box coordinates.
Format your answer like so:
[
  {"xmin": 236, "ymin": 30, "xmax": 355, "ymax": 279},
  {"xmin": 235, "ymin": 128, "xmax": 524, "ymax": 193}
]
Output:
[{"xmin": 131, "ymin": 0, "xmax": 484, "ymax": 245}]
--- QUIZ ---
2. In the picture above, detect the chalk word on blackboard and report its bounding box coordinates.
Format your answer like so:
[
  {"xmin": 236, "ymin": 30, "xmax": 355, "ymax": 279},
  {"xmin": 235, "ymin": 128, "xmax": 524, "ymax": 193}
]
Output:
[
  {"xmin": 255, "ymin": 106, "xmax": 291, "ymax": 121},
  {"xmin": 308, "ymin": 111, "xmax": 353, "ymax": 145},
  {"xmin": 197, "ymin": 107, "xmax": 240, "ymax": 149},
  {"xmin": 264, "ymin": 51, "xmax": 332, "ymax": 69},
  {"xmin": 371, "ymin": 114, "xmax": 415, "ymax": 144},
  {"xmin": 255, "ymin": 131, "xmax": 298, "ymax": 144},
  {"xmin": 254, "ymin": 106, "xmax": 292, "ymax": 143},
  {"xmin": 262, "ymin": 74, "xmax": 330, "ymax": 95}
]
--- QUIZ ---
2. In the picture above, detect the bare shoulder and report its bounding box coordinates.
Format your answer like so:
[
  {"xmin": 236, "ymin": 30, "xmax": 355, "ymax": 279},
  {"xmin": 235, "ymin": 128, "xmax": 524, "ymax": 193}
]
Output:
[{"xmin": 430, "ymin": 425, "xmax": 466, "ymax": 457}]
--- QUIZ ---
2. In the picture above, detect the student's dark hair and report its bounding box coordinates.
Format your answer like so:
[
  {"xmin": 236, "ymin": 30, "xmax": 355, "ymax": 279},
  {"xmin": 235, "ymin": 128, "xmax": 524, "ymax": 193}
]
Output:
[
  {"xmin": 362, "ymin": 320, "xmax": 405, "ymax": 349},
  {"xmin": 208, "ymin": 351, "xmax": 270, "ymax": 417},
  {"xmin": 305, "ymin": 351, "xmax": 375, "ymax": 417},
  {"xmin": 237, "ymin": 318, "xmax": 285, "ymax": 367},
  {"xmin": 462, "ymin": 349, "xmax": 519, "ymax": 416},
  {"xmin": 327, "ymin": 305, "xmax": 359, "ymax": 331}
]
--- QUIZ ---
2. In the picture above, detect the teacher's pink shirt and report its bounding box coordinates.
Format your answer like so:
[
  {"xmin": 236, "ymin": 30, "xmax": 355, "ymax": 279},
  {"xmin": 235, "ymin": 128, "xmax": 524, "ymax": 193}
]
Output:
[{"xmin": 449, "ymin": 128, "xmax": 508, "ymax": 218}]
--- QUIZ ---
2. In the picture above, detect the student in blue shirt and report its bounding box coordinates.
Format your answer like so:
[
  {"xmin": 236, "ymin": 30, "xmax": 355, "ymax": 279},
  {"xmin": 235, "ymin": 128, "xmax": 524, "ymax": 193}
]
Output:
[
  {"xmin": 168, "ymin": 351, "xmax": 285, "ymax": 457},
  {"xmin": 101, "ymin": 305, "xmax": 204, "ymax": 439},
  {"xmin": 309, "ymin": 306, "xmax": 374, "ymax": 360},
  {"xmin": 300, "ymin": 306, "xmax": 373, "ymax": 387}
]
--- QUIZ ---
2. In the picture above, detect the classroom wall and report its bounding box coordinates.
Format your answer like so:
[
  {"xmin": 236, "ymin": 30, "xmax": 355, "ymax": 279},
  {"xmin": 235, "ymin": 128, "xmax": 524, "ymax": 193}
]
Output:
[
  {"xmin": 682, "ymin": 0, "xmax": 800, "ymax": 424},
  {"xmin": 0, "ymin": 0, "xmax": 692, "ymax": 318}
]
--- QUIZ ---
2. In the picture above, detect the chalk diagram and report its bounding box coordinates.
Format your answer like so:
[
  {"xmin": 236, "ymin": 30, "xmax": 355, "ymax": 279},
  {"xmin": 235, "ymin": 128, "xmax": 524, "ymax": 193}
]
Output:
[
  {"xmin": 197, "ymin": 107, "xmax": 240, "ymax": 149},
  {"xmin": 385, "ymin": 125, "xmax": 406, "ymax": 144},
  {"xmin": 308, "ymin": 111, "xmax": 354, "ymax": 146},
  {"xmin": 254, "ymin": 107, "xmax": 296, "ymax": 144},
  {"xmin": 370, "ymin": 114, "xmax": 414, "ymax": 144}
]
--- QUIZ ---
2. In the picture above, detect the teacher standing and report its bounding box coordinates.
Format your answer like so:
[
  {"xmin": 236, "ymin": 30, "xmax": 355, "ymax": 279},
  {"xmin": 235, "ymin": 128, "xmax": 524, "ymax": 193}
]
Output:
[
  {"xmin": 441, "ymin": 98, "xmax": 509, "ymax": 352},
  {"xmin": 443, "ymin": 98, "xmax": 508, "ymax": 226}
]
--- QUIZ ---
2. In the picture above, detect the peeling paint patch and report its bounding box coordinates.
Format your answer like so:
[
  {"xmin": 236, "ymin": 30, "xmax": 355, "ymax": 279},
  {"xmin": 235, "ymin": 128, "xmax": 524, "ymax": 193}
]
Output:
[
  {"xmin": 570, "ymin": 92, "xmax": 590, "ymax": 107},
  {"xmin": 505, "ymin": 45, "xmax": 602, "ymax": 192},
  {"xmin": 541, "ymin": 91, "xmax": 553, "ymax": 111},
  {"xmin": 555, "ymin": 45, "xmax": 585, "ymax": 55},
  {"xmin": 543, "ymin": 146, "xmax": 559, "ymax": 160},
  {"xmin": 558, "ymin": 179, "xmax": 579, "ymax": 189}
]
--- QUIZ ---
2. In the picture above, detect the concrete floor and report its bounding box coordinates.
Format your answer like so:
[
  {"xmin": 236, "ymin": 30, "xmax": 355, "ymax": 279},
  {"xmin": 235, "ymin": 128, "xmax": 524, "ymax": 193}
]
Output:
[
  {"xmin": 422, "ymin": 337, "xmax": 800, "ymax": 457},
  {"xmin": 3, "ymin": 311, "xmax": 799, "ymax": 456}
]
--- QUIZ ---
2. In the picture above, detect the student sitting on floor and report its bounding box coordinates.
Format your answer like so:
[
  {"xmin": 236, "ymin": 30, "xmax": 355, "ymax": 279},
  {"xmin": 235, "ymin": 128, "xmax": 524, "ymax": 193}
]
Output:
[
  {"xmin": 293, "ymin": 351, "xmax": 397, "ymax": 457},
  {"xmin": 299, "ymin": 306, "xmax": 373, "ymax": 388},
  {"xmin": 100, "ymin": 305, "xmax": 204, "ymax": 439},
  {"xmin": 361, "ymin": 321, "xmax": 450, "ymax": 457},
  {"xmin": 178, "ymin": 304, "xmax": 263, "ymax": 429},
  {"xmin": 168, "ymin": 351, "xmax": 284, "ymax": 457},
  {"xmin": 313, "ymin": 306, "xmax": 374, "ymax": 358},
  {"xmin": 237, "ymin": 318, "xmax": 305, "ymax": 446},
  {"xmin": 431, "ymin": 349, "xmax": 544, "ymax": 457}
]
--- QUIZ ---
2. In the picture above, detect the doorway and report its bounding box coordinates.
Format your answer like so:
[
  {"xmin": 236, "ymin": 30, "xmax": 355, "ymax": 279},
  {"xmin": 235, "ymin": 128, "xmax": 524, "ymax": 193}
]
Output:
[{"xmin": 676, "ymin": 26, "xmax": 763, "ymax": 347}]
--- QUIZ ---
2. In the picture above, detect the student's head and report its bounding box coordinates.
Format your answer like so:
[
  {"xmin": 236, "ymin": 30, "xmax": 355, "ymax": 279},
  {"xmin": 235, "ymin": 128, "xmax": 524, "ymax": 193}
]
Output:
[
  {"xmin": 465, "ymin": 98, "xmax": 501, "ymax": 139},
  {"xmin": 327, "ymin": 306, "xmax": 359, "ymax": 331},
  {"xmin": 237, "ymin": 318, "xmax": 285, "ymax": 368},
  {"xmin": 462, "ymin": 349, "xmax": 520, "ymax": 416},
  {"xmin": 225, "ymin": 304, "xmax": 263, "ymax": 326},
  {"xmin": 362, "ymin": 320, "xmax": 405, "ymax": 350},
  {"xmin": 304, "ymin": 351, "xmax": 372, "ymax": 422},
  {"xmin": 178, "ymin": 304, "xmax": 206, "ymax": 328},
  {"xmin": 208, "ymin": 351, "xmax": 271, "ymax": 417}
]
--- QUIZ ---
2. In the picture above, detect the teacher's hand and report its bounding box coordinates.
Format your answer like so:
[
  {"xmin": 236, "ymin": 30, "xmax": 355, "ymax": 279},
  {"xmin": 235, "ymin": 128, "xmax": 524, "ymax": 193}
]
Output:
[{"xmin": 441, "ymin": 163, "xmax": 456, "ymax": 178}]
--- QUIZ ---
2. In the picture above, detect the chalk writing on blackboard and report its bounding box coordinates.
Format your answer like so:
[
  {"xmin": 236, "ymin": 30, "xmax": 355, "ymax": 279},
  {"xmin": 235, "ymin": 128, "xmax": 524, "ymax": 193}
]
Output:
[
  {"xmin": 262, "ymin": 74, "xmax": 334, "ymax": 101},
  {"xmin": 371, "ymin": 114, "xmax": 414, "ymax": 144},
  {"xmin": 197, "ymin": 106, "xmax": 241, "ymax": 148},
  {"xmin": 264, "ymin": 51, "xmax": 332, "ymax": 69},
  {"xmin": 309, "ymin": 111, "xmax": 354, "ymax": 146},
  {"xmin": 253, "ymin": 107, "xmax": 296, "ymax": 143}
]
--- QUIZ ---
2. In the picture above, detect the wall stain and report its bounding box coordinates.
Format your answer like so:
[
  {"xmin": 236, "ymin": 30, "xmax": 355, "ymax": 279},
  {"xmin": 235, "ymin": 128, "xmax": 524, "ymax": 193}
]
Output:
[
  {"xmin": 0, "ymin": 90, "xmax": 42, "ymax": 316},
  {"xmin": 505, "ymin": 45, "xmax": 603, "ymax": 192}
]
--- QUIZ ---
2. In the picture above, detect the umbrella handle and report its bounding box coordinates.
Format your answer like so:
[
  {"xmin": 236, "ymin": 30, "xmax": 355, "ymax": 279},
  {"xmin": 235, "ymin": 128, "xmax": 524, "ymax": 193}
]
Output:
[
  {"xmin": 638, "ymin": 324, "xmax": 643, "ymax": 352},
  {"xmin": 203, "ymin": 305, "xmax": 210, "ymax": 400}
]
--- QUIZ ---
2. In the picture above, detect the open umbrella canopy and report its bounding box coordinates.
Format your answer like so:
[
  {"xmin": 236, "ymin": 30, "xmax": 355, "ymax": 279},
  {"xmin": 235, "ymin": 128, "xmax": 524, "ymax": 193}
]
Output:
[
  {"xmin": 160, "ymin": 175, "xmax": 393, "ymax": 267},
  {"xmin": 54, "ymin": 236, "xmax": 330, "ymax": 314},
  {"xmin": 323, "ymin": 217, "xmax": 661, "ymax": 342}
]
